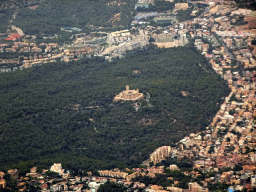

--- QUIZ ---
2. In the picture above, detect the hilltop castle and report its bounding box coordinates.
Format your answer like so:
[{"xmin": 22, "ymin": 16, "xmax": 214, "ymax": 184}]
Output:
[{"xmin": 113, "ymin": 85, "xmax": 144, "ymax": 102}]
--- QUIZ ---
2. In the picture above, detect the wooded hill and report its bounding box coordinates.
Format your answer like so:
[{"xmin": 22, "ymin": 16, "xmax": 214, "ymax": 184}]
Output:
[
  {"xmin": 13, "ymin": 0, "xmax": 136, "ymax": 35},
  {"xmin": 0, "ymin": 46, "xmax": 230, "ymax": 173}
]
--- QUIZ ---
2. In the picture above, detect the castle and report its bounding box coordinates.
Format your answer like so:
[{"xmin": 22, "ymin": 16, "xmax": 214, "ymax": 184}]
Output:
[{"xmin": 113, "ymin": 85, "xmax": 144, "ymax": 102}]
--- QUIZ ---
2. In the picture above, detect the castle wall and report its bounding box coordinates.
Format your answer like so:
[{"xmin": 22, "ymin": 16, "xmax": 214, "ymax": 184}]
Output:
[{"xmin": 114, "ymin": 86, "xmax": 144, "ymax": 102}]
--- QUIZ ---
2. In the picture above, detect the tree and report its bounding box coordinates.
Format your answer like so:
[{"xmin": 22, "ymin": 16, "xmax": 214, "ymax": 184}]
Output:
[
  {"xmin": 45, "ymin": 171, "xmax": 59, "ymax": 177},
  {"xmin": 149, "ymin": 37, "xmax": 155, "ymax": 43},
  {"xmin": 4, "ymin": 173, "xmax": 17, "ymax": 190},
  {"xmin": 208, "ymin": 146, "xmax": 214, "ymax": 154},
  {"xmin": 97, "ymin": 180, "xmax": 126, "ymax": 192},
  {"xmin": 0, "ymin": 47, "xmax": 230, "ymax": 172}
]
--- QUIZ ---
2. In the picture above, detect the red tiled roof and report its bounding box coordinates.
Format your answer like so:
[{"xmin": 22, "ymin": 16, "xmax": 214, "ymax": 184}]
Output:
[
  {"xmin": 9, "ymin": 33, "xmax": 22, "ymax": 38},
  {"xmin": 5, "ymin": 34, "xmax": 22, "ymax": 41},
  {"xmin": 5, "ymin": 37, "xmax": 15, "ymax": 41},
  {"xmin": 40, "ymin": 183, "xmax": 48, "ymax": 189}
]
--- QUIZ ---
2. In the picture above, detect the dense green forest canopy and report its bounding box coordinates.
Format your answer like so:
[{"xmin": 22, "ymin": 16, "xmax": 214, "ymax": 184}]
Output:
[
  {"xmin": 0, "ymin": 8, "xmax": 14, "ymax": 33},
  {"xmin": 97, "ymin": 180, "xmax": 127, "ymax": 192},
  {"xmin": 0, "ymin": 46, "xmax": 230, "ymax": 173},
  {"xmin": 136, "ymin": 1, "xmax": 175, "ymax": 12},
  {"xmin": 13, "ymin": 0, "xmax": 136, "ymax": 35}
]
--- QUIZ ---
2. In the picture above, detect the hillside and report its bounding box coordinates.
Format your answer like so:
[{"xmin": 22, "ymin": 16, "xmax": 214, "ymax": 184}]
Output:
[
  {"xmin": 0, "ymin": 7, "xmax": 14, "ymax": 33},
  {"xmin": 13, "ymin": 0, "xmax": 136, "ymax": 35},
  {"xmin": 0, "ymin": 46, "xmax": 230, "ymax": 173}
]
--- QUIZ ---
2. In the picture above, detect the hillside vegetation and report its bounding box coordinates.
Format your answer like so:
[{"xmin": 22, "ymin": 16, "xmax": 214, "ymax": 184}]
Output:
[
  {"xmin": 0, "ymin": 47, "xmax": 230, "ymax": 173},
  {"xmin": 13, "ymin": 0, "xmax": 136, "ymax": 35},
  {"xmin": 0, "ymin": 8, "xmax": 14, "ymax": 33}
]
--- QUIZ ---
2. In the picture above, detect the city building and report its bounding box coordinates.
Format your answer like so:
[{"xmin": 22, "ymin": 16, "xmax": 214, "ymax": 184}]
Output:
[
  {"xmin": 180, "ymin": 33, "xmax": 188, "ymax": 46},
  {"xmin": 88, "ymin": 182, "xmax": 101, "ymax": 190},
  {"xmin": 188, "ymin": 182, "xmax": 209, "ymax": 192},
  {"xmin": 98, "ymin": 170, "xmax": 128, "ymax": 179},
  {"xmin": 202, "ymin": 44, "xmax": 209, "ymax": 52},
  {"xmin": 175, "ymin": 3, "xmax": 189, "ymax": 10},
  {"xmin": 135, "ymin": 0, "xmax": 154, "ymax": 9},
  {"xmin": 0, "ymin": 180, "xmax": 6, "ymax": 189},
  {"xmin": 50, "ymin": 163, "xmax": 65, "ymax": 175},
  {"xmin": 0, "ymin": 172, "xmax": 4, "ymax": 179},
  {"xmin": 150, "ymin": 146, "xmax": 171, "ymax": 165},
  {"xmin": 252, "ymin": 175, "xmax": 256, "ymax": 187},
  {"xmin": 7, "ymin": 169, "xmax": 18, "ymax": 181},
  {"xmin": 235, "ymin": 38, "xmax": 243, "ymax": 47},
  {"xmin": 226, "ymin": 38, "xmax": 233, "ymax": 48}
]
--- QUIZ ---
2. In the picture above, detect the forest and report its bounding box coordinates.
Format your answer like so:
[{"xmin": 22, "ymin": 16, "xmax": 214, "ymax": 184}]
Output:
[
  {"xmin": 234, "ymin": 0, "xmax": 256, "ymax": 10},
  {"xmin": 0, "ymin": 8, "xmax": 14, "ymax": 33},
  {"xmin": 136, "ymin": 1, "xmax": 175, "ymax": 12},
  {"xmin": 0, "ymin": 46, "xmax": 230, "ymax": 173},
  {"xmin": 12, "ymin": 0, "xmax": 136, "ymax": 35},
  {"xmin": 0, "ymin": 0, "xmax": 201, "ymax": 35}
]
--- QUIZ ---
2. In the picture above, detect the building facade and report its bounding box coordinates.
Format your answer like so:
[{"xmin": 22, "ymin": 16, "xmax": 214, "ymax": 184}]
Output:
[
  {"xmin": 113, "ymin": 85, "xmax": 144, "ymax": 102},
  {"xmin": 150, "ymin": 146, "xmax": 171, "ymax": 165}
]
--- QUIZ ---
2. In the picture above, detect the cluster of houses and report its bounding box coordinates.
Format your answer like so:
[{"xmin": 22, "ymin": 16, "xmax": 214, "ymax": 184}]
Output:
[
  {"xmin": 0, "ymin": 164, "xmax": 209, "ymax": 192},
  {"xmin": 135, "ymin": 0, "xmax": 154, "ymax": 10},
  {"xmin": 0, "ymin": 32, "xmax": 95, "ymax": 71},
  {"xmin": 102, "ymin": 28, "xmax": 148, "ymax": 61},
  {"xmin": 93, "ymin": 2, "xmax": 256, "ymax": 192},
  {"xmin": 0, "ymin": 40, "xmax": 61, "ymax": 70},
  {"xmin": 0, "ymin": 42, "xmax": 58, "ymax": 54},
  {"xmin": 140, "ymin": 3, "xmax": 256, "ymax": 192}
]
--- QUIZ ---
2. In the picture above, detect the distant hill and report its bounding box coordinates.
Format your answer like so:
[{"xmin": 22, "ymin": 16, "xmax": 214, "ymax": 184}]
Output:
[
  {"xmin": 235, "ymin": 0, "xmax": 256, "ymax": 10},
  {"xmin": 0, "ymin": 46, "xmax": 230, "ymax": 172},
  {"xmin": 12, "ymin": 0, "xmax": 136, "ymax": 35}
]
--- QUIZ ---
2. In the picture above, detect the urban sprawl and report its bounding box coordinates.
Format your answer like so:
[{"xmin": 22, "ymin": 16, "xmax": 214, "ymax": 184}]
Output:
[{"xmin": 0, "ymin": 0, "xmax": 256, "ymax": 191}]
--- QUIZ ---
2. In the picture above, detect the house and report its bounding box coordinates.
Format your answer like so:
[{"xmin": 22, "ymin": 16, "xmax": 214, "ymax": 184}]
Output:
[
  {"xmin": 0, "ymin": 179, "xmax": 6, "ymax": 189},
  {"xmin": 88, "ymin": 182, "xmax": 101, "ymax": 189},
  {"xmin": 4, "ymin": 33, "xmax": 22, "ymax": 41},
  {"xmin": 169, "ymin": 164, "xmax": 180, "ymax": 171},
  {"xmin": 7, "ymin": 169, "xmax": 18, "ymax": 181},
  {"xmin": 0, "ymin": 172, "xmax": 5, "ymax": 179},
  {"xmin": 50, "ymin": 163, "xmax": 64, "ymax": 175},
  {"xmin": 175, "ymin": 3, "xmax": 189, "ymax": 10},
  {"xmin": 167, "ymin": 186, "xmax": 183, "ymax": 192},
  {"xmin": 243, "ymin": 165, "xmax": 256, "ymax": 172},
  {"xmin": 188, "ymin": 182, "xmax": 209, "ymax": 192},
  {"xmin": 50, "ymin": 184, "xmax": 63, "ymax": 192}
]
